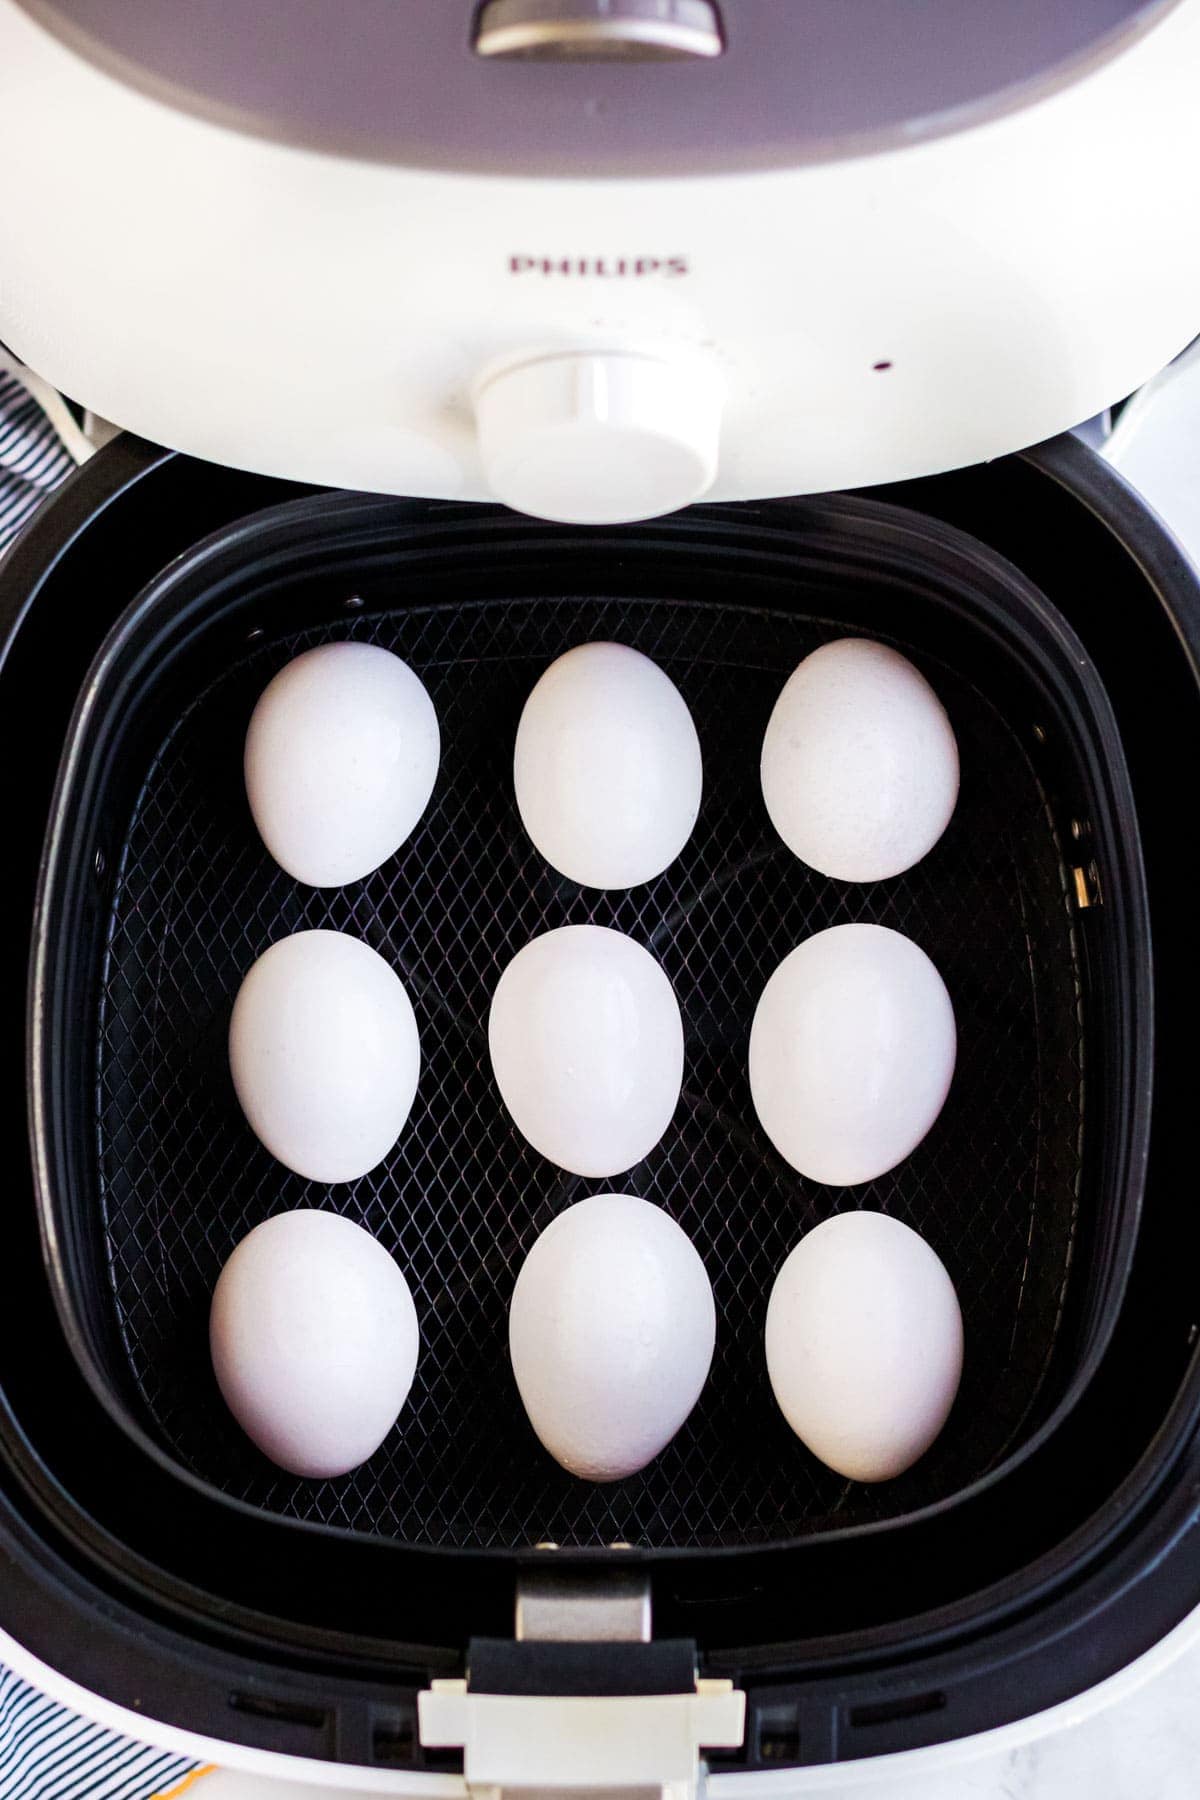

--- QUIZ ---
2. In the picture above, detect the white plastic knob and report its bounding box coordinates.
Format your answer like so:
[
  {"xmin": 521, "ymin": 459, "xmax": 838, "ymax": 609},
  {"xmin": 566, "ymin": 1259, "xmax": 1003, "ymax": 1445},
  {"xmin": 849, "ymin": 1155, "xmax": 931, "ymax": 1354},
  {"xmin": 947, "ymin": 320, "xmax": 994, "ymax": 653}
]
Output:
[{"xmin": 475, "ymin": 351, "xmax": 722, "ymax": 524}]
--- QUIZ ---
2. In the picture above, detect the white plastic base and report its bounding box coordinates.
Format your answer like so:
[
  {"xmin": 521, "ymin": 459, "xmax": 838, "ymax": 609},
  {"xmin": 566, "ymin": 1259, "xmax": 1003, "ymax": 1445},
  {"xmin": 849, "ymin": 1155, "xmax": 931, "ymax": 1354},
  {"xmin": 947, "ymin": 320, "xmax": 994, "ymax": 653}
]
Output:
[{"xmin": 3, "ymin": 1608, "xmax": 1200, "ymax": 1797}]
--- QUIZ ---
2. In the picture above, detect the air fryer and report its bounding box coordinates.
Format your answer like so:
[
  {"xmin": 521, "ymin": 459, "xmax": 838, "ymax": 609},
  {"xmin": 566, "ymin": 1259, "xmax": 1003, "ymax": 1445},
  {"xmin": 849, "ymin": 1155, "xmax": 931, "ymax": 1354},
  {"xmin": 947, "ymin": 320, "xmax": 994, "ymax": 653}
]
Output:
[{"xmin": 3, "ymin": 1, "xmax": 1200, "ymax": 1792}]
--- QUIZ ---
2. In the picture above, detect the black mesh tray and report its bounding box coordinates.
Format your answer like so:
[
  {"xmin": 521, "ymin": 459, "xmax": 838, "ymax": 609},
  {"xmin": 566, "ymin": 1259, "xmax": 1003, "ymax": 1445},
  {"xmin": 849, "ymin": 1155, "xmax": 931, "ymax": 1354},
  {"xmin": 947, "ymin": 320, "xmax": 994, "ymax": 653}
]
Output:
[{"xmin": 30, "ymin": 493, "xmax": 1150, "ymax": 1553}]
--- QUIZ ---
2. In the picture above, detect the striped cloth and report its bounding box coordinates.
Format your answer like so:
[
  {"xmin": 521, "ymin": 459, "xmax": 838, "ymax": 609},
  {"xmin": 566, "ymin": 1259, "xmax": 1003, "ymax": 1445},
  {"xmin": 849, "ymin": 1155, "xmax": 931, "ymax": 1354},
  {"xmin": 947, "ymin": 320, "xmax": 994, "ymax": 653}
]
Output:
[
  {"xmin": 0, "ymin": 1669, "xmax": 206, "ymax": 1800},
  {"xmin": 0, "ymin": 365, "xmax": 76, "ymax": 552},
  {"xmin": 1, "ymin": 368, "xmax": 209, "ymax": 1798}
]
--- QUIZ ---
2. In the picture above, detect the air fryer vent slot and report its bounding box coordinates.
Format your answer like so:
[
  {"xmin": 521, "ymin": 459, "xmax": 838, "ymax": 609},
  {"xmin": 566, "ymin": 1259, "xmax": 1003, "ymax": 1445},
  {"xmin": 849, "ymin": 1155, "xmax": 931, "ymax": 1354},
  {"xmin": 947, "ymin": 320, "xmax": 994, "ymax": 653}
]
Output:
[{"xmin": 849, "ymin": 1690, "xmax": 947, "ymax": 1728}]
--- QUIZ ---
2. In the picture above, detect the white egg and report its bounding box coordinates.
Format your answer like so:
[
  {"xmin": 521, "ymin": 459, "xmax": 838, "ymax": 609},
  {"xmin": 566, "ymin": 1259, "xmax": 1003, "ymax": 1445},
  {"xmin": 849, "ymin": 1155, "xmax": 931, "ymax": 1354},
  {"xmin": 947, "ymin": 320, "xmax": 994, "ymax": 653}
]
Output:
[
  {"xmin": 509, "ymin": 1194, "xmax": 715, "ymax": 1481},
  {"xmin": 749, "ymin": 923, "xmax": 955, "ymax": 1186},
  {"xmin": 245, "ymin": 641, "xmax": 439, "ymax": 887},
  {"xmin": 210, "ymin": 1209, "xmax": 419, "ymax": 1478},
  {"xmin": 229, "ymin": 930, "xmax": 420, "ymax": 1184},
  {"xmin": 488, "ymin": 925, "xmax": 683, "ymax": 1178},
  {"xmin": 765, "ymin": 1211, "xmax": 963, "ymax": 1481},
  {"xmin": 760, "ymin": 637, "xmax": 959, "ymax": 882},
  {"xmin": 514, "ymin": 642, "xmax": 702, "ymax": 889}
]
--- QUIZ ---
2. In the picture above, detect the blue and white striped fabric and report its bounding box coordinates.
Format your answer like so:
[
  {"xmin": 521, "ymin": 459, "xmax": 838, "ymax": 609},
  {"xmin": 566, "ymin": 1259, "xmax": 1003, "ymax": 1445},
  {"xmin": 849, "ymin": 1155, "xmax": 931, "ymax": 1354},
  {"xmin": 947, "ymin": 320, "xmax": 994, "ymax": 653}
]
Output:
[
  {"xmin": 0, "ymin": 1668, "xmax": 204, "ymax": 1800},
  {"xmin": 0, "ymin": 365, "xmax": 76, "ymax": 554},
  {"xmin": 2, "ymin": 371, "xmax": 208, "ymax": 1799}
]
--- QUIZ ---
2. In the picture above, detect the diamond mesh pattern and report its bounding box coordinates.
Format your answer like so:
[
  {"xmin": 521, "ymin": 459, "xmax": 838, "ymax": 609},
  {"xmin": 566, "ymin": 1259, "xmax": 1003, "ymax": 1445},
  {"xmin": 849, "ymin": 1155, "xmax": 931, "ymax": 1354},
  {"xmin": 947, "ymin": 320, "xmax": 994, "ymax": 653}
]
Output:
[{"xmin": 94, "ymin": 594, "xmax": 1083, "ymax": 1549}]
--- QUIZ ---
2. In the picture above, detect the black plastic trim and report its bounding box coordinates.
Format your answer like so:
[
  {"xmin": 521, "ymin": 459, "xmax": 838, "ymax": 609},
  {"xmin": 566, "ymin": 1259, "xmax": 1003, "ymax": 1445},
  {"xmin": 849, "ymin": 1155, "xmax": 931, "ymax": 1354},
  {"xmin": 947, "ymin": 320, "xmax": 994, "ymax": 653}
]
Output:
[{"xmin": 469, "ymin": 1639, "xmax": 698, "ymax": 1696}]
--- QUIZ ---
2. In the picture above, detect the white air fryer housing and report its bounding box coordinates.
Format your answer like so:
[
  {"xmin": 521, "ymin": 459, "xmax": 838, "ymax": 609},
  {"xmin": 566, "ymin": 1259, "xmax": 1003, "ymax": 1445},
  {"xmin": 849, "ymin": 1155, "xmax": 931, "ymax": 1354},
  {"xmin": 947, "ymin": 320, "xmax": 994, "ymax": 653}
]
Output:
[
  {"xmin": 2, "ymin": 0, "xmax": 1200, "ymax": 522},
  {"xmin": 6, "ymin": 8, "xmax": 1200, "ymax": 1797}
]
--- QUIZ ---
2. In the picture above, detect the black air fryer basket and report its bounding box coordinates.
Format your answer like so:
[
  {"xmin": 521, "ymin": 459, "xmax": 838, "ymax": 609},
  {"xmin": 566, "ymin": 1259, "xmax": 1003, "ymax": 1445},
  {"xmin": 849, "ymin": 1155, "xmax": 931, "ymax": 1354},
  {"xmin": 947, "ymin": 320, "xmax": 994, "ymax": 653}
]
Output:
[{"xmin": 3, "ymin": 435, "xmax": 1200, "ymax": 1776}]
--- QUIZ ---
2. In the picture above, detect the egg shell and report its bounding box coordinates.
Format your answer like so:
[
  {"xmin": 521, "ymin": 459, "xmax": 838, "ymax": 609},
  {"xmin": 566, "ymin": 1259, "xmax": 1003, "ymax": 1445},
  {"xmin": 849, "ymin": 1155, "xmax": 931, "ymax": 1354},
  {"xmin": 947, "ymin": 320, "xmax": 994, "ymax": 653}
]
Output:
[
  {"xmin": 488, "ymin": 924, "xmax": 684, "ymax": 1178},
  {"xmin": 245, "ymin": 641, "xmax": 439, "ymax": 887},
  {"xmin": 760, "ymin": 637, "xmax": 959, "ymax": 882},
  {"xmin": 514, "ymin": 641, "xmax": 702, "ymax": 889},
  {"xmin": 229, "ymin": 929, "xmax": 420, "ymax": 1184},
  {"xmin": 210, "ymin": 1209, "xmax": 419, "ymax": 1478},
  {"xmin": 749, "ymin": 923, "xmax": 955, "ymax": 1186},
  {"xmin": 509, "ymin": 1194, "xmax": 715, "ymax": 1481},
  {"xmin": 765, "ymin": 1211, "xmax": 963, "ymax": 1481}
]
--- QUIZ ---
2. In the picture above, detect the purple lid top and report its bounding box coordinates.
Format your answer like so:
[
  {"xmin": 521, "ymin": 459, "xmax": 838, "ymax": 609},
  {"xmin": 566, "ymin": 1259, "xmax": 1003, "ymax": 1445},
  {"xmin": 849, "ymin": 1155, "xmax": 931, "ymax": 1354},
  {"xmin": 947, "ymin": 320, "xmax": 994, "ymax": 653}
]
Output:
[{"xmin": 18, "ymin": 0, "xmax": 1174, "ymax": 177}]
